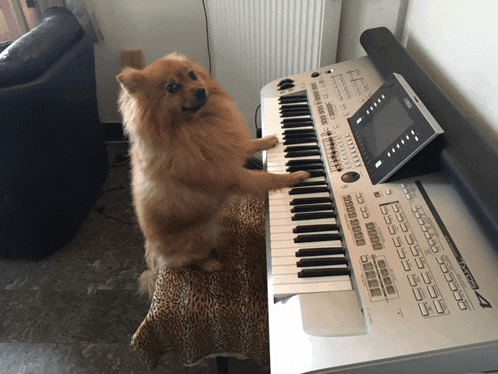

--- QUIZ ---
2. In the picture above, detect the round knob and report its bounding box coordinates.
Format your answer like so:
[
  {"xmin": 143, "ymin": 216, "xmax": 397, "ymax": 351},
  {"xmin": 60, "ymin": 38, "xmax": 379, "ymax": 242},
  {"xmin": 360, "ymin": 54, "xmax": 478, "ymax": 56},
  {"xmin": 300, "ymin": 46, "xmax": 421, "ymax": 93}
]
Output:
[{"xmin": 341, "ymin": 171, "xmax": 361, "ymax": 183}]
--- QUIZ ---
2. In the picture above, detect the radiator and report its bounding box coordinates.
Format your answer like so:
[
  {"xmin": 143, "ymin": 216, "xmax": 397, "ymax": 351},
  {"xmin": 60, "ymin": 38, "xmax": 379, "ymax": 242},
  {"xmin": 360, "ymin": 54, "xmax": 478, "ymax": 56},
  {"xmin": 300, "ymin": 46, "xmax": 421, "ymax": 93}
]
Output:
[{"xmin": 205, "ymin": 0, "xmax": 343, "ymax": 135}]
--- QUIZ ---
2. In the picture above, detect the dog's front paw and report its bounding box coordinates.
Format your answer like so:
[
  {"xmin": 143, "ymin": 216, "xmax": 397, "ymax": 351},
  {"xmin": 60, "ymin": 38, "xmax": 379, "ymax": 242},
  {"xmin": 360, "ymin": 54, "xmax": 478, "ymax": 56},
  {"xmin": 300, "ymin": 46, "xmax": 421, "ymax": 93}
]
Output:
[
  {"xmin": 262, "ymin": 135, "xmax": 279, "ymax": 149},
  {"xmin": 289, "ymin": 171, "xmax": 310, "ymax": 186}
]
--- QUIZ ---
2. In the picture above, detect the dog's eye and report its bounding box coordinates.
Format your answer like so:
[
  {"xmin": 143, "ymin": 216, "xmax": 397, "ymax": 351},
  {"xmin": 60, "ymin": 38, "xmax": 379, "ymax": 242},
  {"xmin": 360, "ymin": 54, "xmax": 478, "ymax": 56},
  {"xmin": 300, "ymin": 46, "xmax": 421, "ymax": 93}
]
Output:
[
  {"xmin": 188, "ymin": 71, "xmax": 197, "ymax": 80},
  {"xmin": 166, "ymin": 83, "xmax": 182, "ymax": 94}
]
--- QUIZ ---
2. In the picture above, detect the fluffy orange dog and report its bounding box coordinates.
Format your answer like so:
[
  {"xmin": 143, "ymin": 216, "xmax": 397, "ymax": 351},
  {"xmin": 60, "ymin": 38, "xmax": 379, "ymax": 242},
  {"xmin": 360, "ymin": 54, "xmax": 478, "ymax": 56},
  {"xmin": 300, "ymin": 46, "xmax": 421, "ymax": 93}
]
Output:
[{"xmin": 117, "ymin": 53, "xmax": 309, "ymax": 297}]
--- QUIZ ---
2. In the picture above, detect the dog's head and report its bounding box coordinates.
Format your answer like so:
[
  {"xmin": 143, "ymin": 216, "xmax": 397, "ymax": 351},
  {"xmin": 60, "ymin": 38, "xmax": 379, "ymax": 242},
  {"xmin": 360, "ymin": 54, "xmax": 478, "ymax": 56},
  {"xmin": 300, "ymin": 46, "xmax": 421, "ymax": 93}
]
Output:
[{"xmin": 117, "ymin": 53, "xmax": 213, "ymax": 135}]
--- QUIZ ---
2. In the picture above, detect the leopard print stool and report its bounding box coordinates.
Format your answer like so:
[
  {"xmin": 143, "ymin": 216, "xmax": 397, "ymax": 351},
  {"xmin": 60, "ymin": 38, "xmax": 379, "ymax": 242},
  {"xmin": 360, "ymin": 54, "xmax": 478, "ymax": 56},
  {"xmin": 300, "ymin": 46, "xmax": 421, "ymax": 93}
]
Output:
[{"xmin": 131, "ymin": 197, "xmax": 270, "ymax": 370}]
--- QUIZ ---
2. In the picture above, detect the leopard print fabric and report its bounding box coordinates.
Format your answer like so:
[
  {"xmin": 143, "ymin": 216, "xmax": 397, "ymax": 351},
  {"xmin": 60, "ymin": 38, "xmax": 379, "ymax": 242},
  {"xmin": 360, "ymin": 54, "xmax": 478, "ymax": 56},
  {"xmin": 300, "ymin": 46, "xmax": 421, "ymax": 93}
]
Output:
[{"xmin": 131, "ymin": 197, "xmax": 270, "ymax": 370}]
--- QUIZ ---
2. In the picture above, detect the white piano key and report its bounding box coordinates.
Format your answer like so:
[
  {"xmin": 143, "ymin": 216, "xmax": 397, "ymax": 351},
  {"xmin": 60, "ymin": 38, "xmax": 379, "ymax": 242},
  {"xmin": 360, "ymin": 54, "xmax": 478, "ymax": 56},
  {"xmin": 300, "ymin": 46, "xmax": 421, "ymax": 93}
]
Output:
[
  {"xmin": 272, "ymin": 255, "xmax": 345, "ymax": 266},
  {"xmin": 267, "ymin": 166, "xmax": 291, "ymax": 172},
  {"xmin": 268, "ymin": 200, "xmax": 330, "ymax": 213},
  {"xmin": 271, "ymin": 239, "xmax": 343, "ymax": 250},
  {"xmin": 269, "ymin": 191, "xmax": 332, "ymax": 202},
  {"xmin": 267, "ymin": 159, "xmax": 324, "ymax": 167},
  {"xmin": 273, "ymin": 273, "xmax": 351, "ymax": 285},
  {"xmin": 268, "ymin": 142, "xmax": 319, "ymax": 151},
  {"xmin": 268, "ymin": 151, "xmax": 321, "ymax": 160},
  {"xmin": 265, "ymin": 120, "xmax": 308, "ymax": 130},
  {"xmin": 267, "ymin": 152, "xmax": 321, "ymax": 161},
  {"xmin": 270, "ymin": 231, "xmax": 340, "ymax": 242},
  {"xmin": 271, "ymin": 244, "xmax": 343, "ymax": 258},
  {"xmin": 269, "ymin": 210, "xmax": 335, "ymax": 221},
  {"xmin": 269, "ymin": 219, "xmax": 338, "ymax": 233},
  {"xmin": 267, "ymin": 133, "xmax": 317, "ymax": 143},
  {"xmin": 272, "ymin": 264, "xmax": 348, "ymax": 276},
  {"xmin": 267, "ymin": 164, "xmax": 323, "ymax": 172},
  {"xmin": 268, "ymin": 217, "xmax": 337, "ymax": 227},
  {"xmin": 269, "ymin": 199, "xmax": 334, "ymax": 209},
  {"xmin": 272, "ymin": 280, "xmax": 352, "ymax": 297},
  {"xmin": 268, "ymin": 218, "xmax": 300, "ymax": 227},
  {"xmin": 269, "ymin": 204, "xmax": 294, "ymax": 213},
  {"xmin": 265, "ymin": 143, "xmax": 286, "ymax": 154}
]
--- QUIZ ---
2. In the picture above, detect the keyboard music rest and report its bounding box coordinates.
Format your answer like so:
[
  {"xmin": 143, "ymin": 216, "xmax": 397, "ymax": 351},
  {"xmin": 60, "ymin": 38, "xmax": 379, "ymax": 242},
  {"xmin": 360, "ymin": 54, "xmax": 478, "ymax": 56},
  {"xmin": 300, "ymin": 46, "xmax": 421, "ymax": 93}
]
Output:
[{"xmin": 263, "ymin": 97, "xmax": 352, "ymax": 298}]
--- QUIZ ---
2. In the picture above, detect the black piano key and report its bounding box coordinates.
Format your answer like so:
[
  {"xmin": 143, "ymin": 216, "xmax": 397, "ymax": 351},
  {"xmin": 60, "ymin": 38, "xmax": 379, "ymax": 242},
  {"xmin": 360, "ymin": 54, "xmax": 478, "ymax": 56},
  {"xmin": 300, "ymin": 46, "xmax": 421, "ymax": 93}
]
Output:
[
  {"xmin": 294, "ymin": 233, "xmax": 341, "ymax": 243},
  {"xmin": 289, "ymin": 186, "xmax": 329, "ymax": 195},
  {"xmin": 281, "ymin": 122, "xmax": 313, "ymax": 129},
  {"xmin": 287, "ymin": 164, "xmax": 323, "ymax": 173},
  {"xmin": 283, "ymin": 137, "xmax": 317, "ymax": 145},
  {"xmin": 293, "ymin": 224, "xmax": 338, "ymax": 233},
  {"xmin": 280, "ymin": 110, "xmax": 310, "ymax": 118},
  {"xmin": 281, "ymin": 118, "xmax": 313, "ymax": 124},
  {"xmin": 307, "ymin": 170, "xmax": 326, "ymax": 178},
  {"xmin": 282, "ymin": 129, "xmax": 316, "ymax": 138},
  {"xmin": 291, "ymin": 203, "xmax": 334, "ymax": 213},
  {"xmin": 293, "ymin": 181, "xmax": 328, "ymax": 188},
  {"xmin": 282, "ymin": 117, "xmax": 312, "ymax": 124},
  {"xmin": 284, "ymin": 145, "xmax": 319, "ymax": 152},
  {"xmin": 292, "ymin": 212, "xmax": 335, "ymax": 221},
  {"xmin": 286, "ymin": 158, "xmax": 321, "ymax": 166},
  {"xmin": 281, "ymin": 120, "xmax": 313, "ymax": 127},
  {"xmin": 297, "ymin": 258, "xmax": 348, "ymax": 267},
  {"xmin": 295, "ymin": 247, "xmax": 345, "ymax": 257},
  {"xmin": 283, "ymin": 132, "xmax": 316, "ymax": 139},
  {"xmin": 280, "ymin": 104, "xmax": 310, "ymax": 112},
  {"xmin": 290, "ymin": 197, "xmax": 332, "ymax": 205},
  {"xmin": 285, "ymin": 150, "xmax": 321, "ymax": 158},
  {"xmin": 298, "ymin": 268, "xmax": 350, "ymax": 278},
  {"xmin": 279, "ymin": 95, "xmax": 308, "ymax": 104},
  {"xmin": 283, "ymin": 135, "xmax": 316, "ymax": 142},
  {"xmin": 280, "ymin": 111, "xmax": 311, "ymax": 118},
  {"xmin": 282, "ymin": 128, "xmax": 316, "ymax": 136}
]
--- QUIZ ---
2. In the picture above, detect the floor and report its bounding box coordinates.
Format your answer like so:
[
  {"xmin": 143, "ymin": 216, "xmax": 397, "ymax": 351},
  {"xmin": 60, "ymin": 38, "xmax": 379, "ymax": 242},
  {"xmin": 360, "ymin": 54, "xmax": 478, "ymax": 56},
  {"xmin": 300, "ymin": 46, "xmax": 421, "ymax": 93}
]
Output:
[{"xmin": 0, "ymin": 142, "xmax": 269, "ymax": 374}]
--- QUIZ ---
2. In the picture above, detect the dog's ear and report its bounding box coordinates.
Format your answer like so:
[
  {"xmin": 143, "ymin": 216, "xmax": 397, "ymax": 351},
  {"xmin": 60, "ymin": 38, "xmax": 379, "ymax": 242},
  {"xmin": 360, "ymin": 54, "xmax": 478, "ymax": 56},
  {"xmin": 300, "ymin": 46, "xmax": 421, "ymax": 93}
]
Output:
[
  {"xmin": 164, "ymin": 52, "xmax": 187, "ymax": 61},
  {"xmin": 117, "ymin": 68, "xmax": 145, "ymax": 94}
]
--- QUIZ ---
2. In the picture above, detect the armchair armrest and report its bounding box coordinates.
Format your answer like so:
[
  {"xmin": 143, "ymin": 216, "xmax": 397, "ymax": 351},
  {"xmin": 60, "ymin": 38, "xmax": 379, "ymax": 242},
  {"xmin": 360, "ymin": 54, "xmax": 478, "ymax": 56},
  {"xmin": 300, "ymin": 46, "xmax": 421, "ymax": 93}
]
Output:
[{"xmin": 0, "ymin": 7, "xmax": 83, "ymax": 87}]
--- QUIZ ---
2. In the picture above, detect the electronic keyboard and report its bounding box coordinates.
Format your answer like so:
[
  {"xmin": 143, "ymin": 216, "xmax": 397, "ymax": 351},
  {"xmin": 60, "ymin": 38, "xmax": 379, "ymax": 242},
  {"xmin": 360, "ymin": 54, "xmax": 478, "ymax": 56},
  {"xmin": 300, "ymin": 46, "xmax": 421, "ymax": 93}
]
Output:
[{"xmin": 261, "ymin": 27, "xmax": 498, "ymax": 374}]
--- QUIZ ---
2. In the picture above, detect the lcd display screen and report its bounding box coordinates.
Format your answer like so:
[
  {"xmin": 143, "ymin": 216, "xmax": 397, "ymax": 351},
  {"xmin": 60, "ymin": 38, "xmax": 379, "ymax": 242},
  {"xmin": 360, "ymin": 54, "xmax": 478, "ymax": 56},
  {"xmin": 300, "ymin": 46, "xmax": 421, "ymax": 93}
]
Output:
[{"xmin": 362, "ymin": 98, "xmax": 413, "ymax": 157}]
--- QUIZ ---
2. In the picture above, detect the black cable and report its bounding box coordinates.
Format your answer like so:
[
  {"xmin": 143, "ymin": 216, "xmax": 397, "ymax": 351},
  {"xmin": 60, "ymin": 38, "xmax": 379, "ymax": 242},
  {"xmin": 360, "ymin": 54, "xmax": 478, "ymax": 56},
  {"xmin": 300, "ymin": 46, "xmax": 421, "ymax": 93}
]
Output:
[
  {"xmin": 254, "ymin": 104, "xmax": 261, "ymax": 136},
  {"xmin": 201, "ymin": 0, "xmax": 212, "ymax": 75},
  {"xmin": 95, "ymin": 204, "xmax": 134, "ymax": 226},
  {"xmin": 247, "ymin": 104, "xmax": 264, "ymax": 170}
]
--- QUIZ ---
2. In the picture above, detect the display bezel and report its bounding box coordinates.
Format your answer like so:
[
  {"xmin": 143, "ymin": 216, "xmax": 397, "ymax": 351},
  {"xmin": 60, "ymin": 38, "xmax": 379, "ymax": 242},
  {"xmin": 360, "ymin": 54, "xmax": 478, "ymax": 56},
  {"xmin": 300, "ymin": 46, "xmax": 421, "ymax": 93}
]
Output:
[{"xmin": 348, "ymin": 73, "xmax": 444, "ymax": 184}]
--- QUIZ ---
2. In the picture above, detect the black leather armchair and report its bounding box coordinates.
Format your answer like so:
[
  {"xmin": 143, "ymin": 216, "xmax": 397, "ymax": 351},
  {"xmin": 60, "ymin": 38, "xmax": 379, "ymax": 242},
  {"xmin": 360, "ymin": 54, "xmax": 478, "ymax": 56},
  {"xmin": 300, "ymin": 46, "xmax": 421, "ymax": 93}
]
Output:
[{"xmin": 0, "ymin": 7, "xmax": 108, "ymax": 259}]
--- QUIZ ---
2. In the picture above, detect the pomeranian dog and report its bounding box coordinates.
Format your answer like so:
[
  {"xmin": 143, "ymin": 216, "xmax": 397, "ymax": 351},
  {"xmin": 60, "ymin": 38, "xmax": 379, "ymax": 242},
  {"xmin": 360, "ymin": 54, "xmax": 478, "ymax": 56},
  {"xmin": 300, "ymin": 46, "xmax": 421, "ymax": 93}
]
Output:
[{"xmin": 117, "ymin": 52, "xmax": 309, "ymax": 298}]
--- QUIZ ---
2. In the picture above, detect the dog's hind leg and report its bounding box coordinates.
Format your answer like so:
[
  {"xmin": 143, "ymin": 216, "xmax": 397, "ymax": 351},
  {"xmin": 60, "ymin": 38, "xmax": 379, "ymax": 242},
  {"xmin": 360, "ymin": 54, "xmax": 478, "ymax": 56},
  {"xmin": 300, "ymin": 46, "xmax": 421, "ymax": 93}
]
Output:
[
  {"xmin": 196, "ymin": 258, "xmax": 222, "ymax": 271},
  {"xmin": 192, "ymin": 222, "xmax": 222, "ymax": 271},
  {"xmin": 139, "ymin": 269, "xmax": 157, "ymax": 299},
  {"xmin": 139, "ymin": 241, "xmax": 167, "ymax": 299}
]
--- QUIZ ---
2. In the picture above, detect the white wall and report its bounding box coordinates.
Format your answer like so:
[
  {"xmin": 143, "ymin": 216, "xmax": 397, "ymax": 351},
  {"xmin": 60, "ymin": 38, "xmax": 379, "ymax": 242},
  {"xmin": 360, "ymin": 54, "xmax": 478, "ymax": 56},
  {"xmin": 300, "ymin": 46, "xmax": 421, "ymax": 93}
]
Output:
[
  {"xmin": 336, "ymin": 0, "xmax": 408, "ymax": 62},
  {"xmin": 91, "ymin": 0, "xmax": 498, "ymax": 148},
  {"xmin": 88, "ymin": 0, "xmax": 209, "ymax": 123},
  {"xmin": 402, "ymin": 0, "xmax": 498, "ymax": 146},
  {"xmin": 206, "ymin": 0, "xmax": 342, "ymax": 137},
  {"xmin": 89, "ymin": 0, "xmax": 407, "ymax": 126}
]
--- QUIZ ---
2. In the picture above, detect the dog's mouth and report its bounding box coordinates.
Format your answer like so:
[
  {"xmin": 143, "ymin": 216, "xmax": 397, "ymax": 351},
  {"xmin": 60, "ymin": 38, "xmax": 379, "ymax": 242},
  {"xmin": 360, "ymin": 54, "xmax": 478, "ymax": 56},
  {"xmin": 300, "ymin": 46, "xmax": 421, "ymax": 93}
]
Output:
[
  {"xmin": 181, "ymin": 98, "xmax": 208, "ymax": 114},
  {"xmin": 182, "ymin": 88, "xmax": 208, "ymax": 114}
]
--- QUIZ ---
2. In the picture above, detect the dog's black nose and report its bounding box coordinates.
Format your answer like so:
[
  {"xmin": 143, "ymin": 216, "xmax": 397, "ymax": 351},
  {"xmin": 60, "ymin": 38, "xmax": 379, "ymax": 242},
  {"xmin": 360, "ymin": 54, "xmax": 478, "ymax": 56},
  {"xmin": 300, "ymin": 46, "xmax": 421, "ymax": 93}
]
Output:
[{"xmin": 194, "ymin": 88, "xmax": 206, "ymax": 101}]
